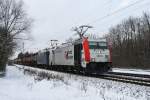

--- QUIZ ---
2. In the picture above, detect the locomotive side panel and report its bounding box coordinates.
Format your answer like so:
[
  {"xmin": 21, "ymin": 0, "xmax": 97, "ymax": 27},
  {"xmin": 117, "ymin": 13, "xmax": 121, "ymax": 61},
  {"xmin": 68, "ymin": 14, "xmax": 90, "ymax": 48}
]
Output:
[
  {"xmin": 54, "ymin": 45, "xmax": 74, "ymax": 66},
  {"xmin": 37, "ymin": 51, "xmax": 49, "ymax": 65},
  {"xmin": 49, "ymin": 49, "xmax": 55, "ymax": 65},
  {"xmin": 74, "ymin": 44, "xmax": 82, "ymax": 66}
]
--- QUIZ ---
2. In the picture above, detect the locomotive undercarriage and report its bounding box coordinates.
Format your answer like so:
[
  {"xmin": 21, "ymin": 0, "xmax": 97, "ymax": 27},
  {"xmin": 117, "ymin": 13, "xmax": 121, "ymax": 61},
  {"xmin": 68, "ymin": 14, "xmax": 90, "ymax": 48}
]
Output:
[
  {"xmin": 17, "ymin": 60, "xmax": 112, "ymax": 74},
  {"xmin": 85, "ymin": 62, "xmax": 112, "ymax": 74},
  {"xmin": 47, "ymin": 62, "xmax": 112, "ymax": 74},
  {"xmin": 18, "ymin": 62, "xmax": 112, "ymax": 74}
]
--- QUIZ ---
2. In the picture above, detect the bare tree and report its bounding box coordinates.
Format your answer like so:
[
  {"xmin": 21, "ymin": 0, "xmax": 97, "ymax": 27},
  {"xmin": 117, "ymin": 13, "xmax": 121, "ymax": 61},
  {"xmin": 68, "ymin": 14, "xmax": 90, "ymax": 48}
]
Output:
[
  {"xmin": 107, "ymin": 12, "xmax": 150, "ymax": 69},
  {"xmin": 0, "ymin": 0, "xmax": 32, "ymax": 67},
  {"xmin": 0, "ymin": 0, "xmax": 32, "ymax": 37}
]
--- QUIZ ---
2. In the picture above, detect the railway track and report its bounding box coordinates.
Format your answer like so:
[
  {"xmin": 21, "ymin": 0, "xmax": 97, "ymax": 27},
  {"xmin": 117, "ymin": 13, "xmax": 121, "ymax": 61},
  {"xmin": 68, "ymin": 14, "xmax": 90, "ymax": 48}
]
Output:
[
  {"xmin": 97, "ymin": 72, "xmax": 150, "ymax": 86},
  {"xmin": 15, "ymin": 65, "xmax": 150, "ymax": 86}
]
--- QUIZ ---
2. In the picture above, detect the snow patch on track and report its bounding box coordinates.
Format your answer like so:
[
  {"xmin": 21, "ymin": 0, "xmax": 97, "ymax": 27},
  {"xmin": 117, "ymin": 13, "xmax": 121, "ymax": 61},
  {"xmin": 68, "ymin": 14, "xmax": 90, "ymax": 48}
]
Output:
[{"xmin": 113, "ymin": 68, "xmax": 150, "ymax": 75}]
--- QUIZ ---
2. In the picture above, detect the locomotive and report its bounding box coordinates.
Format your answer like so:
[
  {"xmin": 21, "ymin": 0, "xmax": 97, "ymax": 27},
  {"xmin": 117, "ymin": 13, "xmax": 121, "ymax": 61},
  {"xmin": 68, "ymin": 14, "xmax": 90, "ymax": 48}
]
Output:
[{"xmin": 14, "ymin": 37, "xmax": 112, "ymax": 73}]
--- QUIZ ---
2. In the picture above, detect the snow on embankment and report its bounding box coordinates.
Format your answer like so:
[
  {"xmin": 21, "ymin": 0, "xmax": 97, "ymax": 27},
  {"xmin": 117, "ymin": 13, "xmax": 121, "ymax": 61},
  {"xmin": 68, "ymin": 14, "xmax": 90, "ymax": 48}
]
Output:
[
  {"xmin": 113, "ymin": 68, "xmax": 150, "ymax": 75},
  {"xmin": 0, "ymin": 65, "xmax": 149, "ymax": 100}
]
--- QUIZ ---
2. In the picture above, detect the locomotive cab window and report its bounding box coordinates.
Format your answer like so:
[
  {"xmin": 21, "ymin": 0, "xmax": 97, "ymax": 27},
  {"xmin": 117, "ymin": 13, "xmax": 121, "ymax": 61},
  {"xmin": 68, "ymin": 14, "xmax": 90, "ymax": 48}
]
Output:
[{"xmin": 89, "ymin": 42, "xmax": 108, "ymax": 49}]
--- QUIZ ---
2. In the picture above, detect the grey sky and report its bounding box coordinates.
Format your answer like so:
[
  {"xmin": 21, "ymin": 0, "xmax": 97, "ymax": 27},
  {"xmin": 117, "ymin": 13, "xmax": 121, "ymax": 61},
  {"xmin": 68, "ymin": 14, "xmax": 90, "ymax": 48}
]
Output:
[{"xmin": 20, "ymin": 0, "xmax": 150, "ymax": 53}]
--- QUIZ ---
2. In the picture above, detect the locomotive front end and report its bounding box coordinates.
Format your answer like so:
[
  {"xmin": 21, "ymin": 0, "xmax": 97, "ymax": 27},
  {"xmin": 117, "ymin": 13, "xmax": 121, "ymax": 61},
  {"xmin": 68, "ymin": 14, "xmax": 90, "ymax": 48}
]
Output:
[{"xmin": 81, "ymin": 38, "xmax": 112, "ymax": 73}]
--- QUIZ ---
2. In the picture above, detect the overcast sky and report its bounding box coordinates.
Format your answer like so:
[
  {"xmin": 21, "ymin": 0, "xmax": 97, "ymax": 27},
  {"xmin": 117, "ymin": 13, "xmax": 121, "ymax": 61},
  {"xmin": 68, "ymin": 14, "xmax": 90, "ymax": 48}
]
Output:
[{"xmin": 17, "ymin": 0, "xmax": 150, "ymax": 54}]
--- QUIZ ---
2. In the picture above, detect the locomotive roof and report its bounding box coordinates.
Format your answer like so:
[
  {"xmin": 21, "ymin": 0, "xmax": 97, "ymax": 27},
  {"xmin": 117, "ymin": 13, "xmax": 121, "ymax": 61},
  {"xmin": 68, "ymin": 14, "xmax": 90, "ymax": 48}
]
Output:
[
  {"xmin": 74, "ymin": 38, "xmax": 107, "ymax": 44},
  {"xmin": 47, "ymin": 38, "xmax": 107, "ymax": 50},
  {"xmin": 59, "ymin": 38, "xmax": 107, "ymax": 47},
  {"xmin": 38, "ymin": 48, "xmax": 50, "ymax": 53}
]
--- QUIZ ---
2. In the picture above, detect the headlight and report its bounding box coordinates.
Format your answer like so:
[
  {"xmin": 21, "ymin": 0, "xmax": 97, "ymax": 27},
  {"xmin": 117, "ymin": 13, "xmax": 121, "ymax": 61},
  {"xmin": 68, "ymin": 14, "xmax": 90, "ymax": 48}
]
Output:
[{"xmin": 91, "ymin": 58, "xmax": 95, "ymax": 61}]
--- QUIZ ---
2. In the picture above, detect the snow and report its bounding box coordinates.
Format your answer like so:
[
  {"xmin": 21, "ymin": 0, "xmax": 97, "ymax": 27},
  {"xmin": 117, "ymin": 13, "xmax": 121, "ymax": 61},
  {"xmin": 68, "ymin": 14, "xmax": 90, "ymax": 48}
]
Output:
[
  {"xmin": 113, "ymin": 68, "xmax": 150, "ymax": 75},
  {"xmin": 0, "ymin": 65, "xmax": 150, "ymax": 100}
]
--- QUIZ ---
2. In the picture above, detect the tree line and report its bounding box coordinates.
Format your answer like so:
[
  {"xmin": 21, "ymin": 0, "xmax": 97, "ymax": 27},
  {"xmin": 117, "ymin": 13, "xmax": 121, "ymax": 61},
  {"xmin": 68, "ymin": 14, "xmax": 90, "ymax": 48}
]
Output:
[
  {"xmin": 107, "ymin": 12, "xmax": 150, "ymax": 69},
  {"xmin": 0, "ymin": 0, "xmax": 32, "ymax": 69}
]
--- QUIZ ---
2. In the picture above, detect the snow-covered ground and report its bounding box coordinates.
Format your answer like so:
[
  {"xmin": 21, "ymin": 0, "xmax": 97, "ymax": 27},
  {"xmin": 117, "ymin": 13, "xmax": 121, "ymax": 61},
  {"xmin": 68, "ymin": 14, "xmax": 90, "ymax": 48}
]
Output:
[
  {"xmin": 113, "ymin": 68, "xmax": 150, "ymax": 75},
  {"xmin": 0, "ymin": 65, "xmax": 150, "ymax": 100}
]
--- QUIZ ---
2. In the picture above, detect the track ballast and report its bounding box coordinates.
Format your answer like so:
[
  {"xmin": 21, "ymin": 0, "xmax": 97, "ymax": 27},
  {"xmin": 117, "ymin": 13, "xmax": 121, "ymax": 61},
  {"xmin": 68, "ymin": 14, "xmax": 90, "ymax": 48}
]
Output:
[{"xmin": 15, "ymin": 65, "xmax": 150, "ymax": 86}]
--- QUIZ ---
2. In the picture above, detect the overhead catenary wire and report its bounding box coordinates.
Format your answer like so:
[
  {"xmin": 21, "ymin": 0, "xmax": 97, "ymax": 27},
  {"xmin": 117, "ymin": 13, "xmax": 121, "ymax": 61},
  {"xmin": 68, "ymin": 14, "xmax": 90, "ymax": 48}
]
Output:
[
  {"xmin": 73, "ymin": 0, "xmax": 113, "ymax": 26},
  {"xmin": 57, "ymin": 0, "xmax": 147, "ymax": 36},
  {"xmin": 52, "ymin": 0, "xmax": 113, "ymax": 35},
  {"xmin": 87, "ymin": 0, "xmax": 147, "ymax": 25},
  {"xmin": 23, "ymin": 0, "xmax": 150, "ymax": 53}
]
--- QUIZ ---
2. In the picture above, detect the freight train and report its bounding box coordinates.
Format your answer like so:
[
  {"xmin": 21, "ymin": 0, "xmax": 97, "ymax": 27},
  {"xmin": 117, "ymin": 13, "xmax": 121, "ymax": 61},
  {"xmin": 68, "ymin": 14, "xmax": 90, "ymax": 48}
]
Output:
[{"xmin": 14, "ymin": 37, "xmax": 112, "ymax": 73}]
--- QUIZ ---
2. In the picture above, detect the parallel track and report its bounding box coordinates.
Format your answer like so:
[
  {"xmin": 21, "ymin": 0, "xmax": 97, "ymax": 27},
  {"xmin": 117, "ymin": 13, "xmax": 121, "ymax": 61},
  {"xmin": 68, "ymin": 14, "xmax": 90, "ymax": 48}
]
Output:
[{"xmin": 98, "ymin": 72, "xmax": 150, "ymax": 86}]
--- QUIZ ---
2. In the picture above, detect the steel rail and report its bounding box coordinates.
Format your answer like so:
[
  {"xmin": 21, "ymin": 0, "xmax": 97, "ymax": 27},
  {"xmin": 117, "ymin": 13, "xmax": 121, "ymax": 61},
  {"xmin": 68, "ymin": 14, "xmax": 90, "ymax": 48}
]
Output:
[{"xmin": 98, "ymin": 72, "xmax": 150, "ymax": 86}]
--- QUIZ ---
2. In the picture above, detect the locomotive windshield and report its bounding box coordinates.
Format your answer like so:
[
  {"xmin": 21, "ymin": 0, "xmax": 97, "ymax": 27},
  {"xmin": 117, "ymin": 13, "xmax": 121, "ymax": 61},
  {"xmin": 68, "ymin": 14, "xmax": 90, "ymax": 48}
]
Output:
[{"xmin": 89, "ymin": 41, "xmax": 108, "ymax": 49}]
